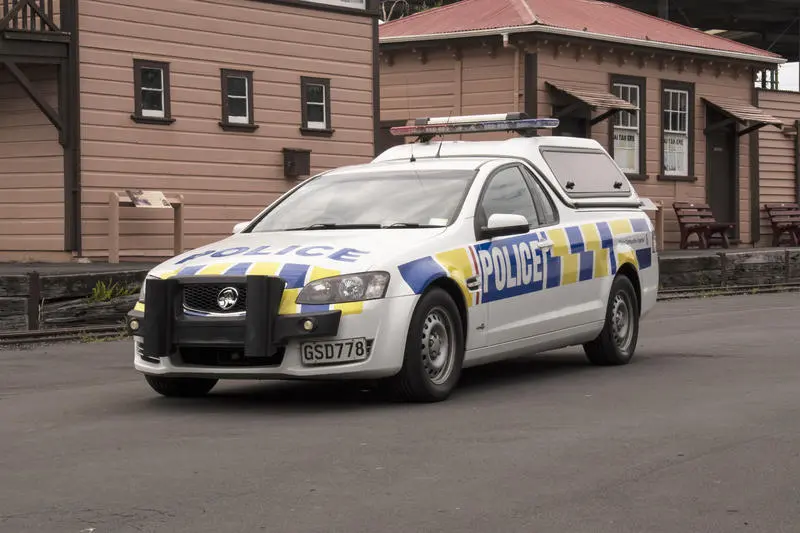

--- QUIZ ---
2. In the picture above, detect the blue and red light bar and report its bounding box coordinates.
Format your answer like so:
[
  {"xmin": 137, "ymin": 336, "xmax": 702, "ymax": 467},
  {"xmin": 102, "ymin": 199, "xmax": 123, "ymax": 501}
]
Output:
[{"xmin": 389, "ymin": 112, "xmax": 560, "ymax": 139}]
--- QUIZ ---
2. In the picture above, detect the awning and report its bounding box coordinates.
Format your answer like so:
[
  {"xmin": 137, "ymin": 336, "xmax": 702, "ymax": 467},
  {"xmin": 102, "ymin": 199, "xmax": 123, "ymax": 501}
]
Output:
[
  {"xmin": 702, "ymin": 97, "xmax": 784, "ymax": 136},
  {"xmin": 546, "ymin": 82, "xmax": 638, "ymax": 125}
]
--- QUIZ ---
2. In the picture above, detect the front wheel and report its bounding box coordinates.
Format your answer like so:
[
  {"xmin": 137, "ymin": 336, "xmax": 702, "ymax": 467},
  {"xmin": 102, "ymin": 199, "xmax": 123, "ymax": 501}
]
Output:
[
  {"xmin": 386, "ymin": 288, "xmax": 465, "ymax": 403},
  {"xmin": 144, "ymin": 375, "xmax": 218, "ymax": 398},
  {"xmin": 583, "ymin": 275, "xmax": 639, "ymax": 366}
]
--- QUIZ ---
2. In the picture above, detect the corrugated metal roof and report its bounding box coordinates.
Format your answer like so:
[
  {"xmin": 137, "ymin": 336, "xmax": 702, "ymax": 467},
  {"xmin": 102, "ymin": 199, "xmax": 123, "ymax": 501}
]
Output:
[
  {"xmin": 546, "ymin": 82, "xmax": 639, "ymax": 111},
  {"xmin": 701, "ymin": 97, "xmax": 784, "ymax": 127},
  {"xmin": 380, "ymin": 0, "xmax": 782, "ymax": 60}
]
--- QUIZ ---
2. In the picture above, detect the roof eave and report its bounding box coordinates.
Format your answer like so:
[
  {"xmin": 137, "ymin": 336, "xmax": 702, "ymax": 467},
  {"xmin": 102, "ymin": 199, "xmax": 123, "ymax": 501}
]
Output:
[{"xmin": 379, "ymin": 25, "xmax": 787, "ymax": 65}]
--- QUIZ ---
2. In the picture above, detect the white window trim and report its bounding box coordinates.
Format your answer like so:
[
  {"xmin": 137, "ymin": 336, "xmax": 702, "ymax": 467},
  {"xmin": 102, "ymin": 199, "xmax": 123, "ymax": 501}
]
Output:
[
  {"xmin": 140, "ymin": 68, "xmax": 165, "ymax": 118},
  {"xmin": 226, "ymin": 77, "xmax": 250, "ymax": 124},
  {"xmin": 306, "ymin": 83, "xmax": 328, "ymax": 130},
  {"xmin": 663, "ymin": 88, "xmax": 690, "ymax": 176},
  {"xmin": 612, "ymin": 83, "xmax": 641, "ymax": 174}
]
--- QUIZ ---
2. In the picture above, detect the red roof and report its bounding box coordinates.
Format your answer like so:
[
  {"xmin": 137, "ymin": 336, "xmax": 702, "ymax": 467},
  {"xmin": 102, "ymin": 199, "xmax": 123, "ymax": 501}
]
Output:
[{"xmin": 380, "ymin": 0, "xmax": 782, "ymax": 61}]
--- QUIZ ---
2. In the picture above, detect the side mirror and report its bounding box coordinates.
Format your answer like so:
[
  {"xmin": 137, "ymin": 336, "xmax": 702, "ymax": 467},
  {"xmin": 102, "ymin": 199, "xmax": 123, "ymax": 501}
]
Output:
[
  {"xmin": 232, "ymin": 222, "xmax": 249, "ymax": 234},
  {"xmin": 481, "ymin": 213, "xmax": 530, "ymax": 239}
]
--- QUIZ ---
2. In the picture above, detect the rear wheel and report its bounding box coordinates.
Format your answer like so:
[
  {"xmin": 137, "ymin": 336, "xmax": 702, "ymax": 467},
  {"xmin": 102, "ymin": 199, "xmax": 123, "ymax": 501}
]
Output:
[
  {"xmin": 387, "ymin": 288, "xmax": 465, "ymax": 403},
  {"xmin": 583, "ymin": 275, "xmax": 639, "ymax": 366},
  {"xmin": 144, "ymin": 375, "xmax": 218, "ymax": 398}
]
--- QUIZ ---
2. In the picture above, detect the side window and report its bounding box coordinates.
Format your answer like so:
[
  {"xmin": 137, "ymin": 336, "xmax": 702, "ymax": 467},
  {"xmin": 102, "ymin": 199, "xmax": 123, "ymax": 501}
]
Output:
[
  {"xmin": 477, "ymin": 166, "xmax": 539, "ymax": 229},
  {"xmin": 519, "ymin": 166, "xmax": 558, "ymax": 226}
]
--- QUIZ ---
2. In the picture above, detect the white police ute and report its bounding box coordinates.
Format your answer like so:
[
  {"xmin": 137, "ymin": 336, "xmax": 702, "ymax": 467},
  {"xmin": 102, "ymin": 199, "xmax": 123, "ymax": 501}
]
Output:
[{"xmin": 127, "ymin": 113, "xmax": 659, "ymax": 403}]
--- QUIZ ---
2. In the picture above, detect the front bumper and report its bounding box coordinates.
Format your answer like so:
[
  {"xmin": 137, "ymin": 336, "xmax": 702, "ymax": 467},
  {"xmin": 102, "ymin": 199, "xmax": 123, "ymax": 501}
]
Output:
[{"xmin": 128, "ymin": 275, "xmax": 418, "ymax": 380}]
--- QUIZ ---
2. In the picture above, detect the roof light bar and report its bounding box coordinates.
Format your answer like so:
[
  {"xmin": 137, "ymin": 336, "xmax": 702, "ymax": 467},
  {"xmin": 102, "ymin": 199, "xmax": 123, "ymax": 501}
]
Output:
[{"xmin": 391, "ymin": 113, "xmax": 559, "ymax": 140}]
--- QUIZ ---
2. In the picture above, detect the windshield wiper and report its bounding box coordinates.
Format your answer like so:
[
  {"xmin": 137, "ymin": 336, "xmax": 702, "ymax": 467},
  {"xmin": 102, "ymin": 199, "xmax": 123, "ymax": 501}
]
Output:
[
  {"xmin": 382, "ymin": 222, "xmax": 444, "ymax": 228},
  {"xmin": 285, "ymin": 223, "xmax": 383, "ymax": 231}
]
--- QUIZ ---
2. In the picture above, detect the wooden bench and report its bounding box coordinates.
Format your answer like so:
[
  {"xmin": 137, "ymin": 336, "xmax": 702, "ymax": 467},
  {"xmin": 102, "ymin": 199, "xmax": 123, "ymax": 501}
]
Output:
[
  {"xmin": 673, "ymin": 202, "xmax": 736, "ymax": 249},
  {"xmin": 764, "ymin": 203, "xmax": 800, "ymax": 246}
]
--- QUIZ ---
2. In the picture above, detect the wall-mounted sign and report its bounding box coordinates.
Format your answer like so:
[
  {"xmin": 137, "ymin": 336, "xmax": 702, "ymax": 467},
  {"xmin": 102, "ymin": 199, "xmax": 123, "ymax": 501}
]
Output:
[
  {"xmin": 126, "ymin": 189, "xmax": 172, "ymax": 208},
  {"xmin": 302, "ymin": 0, "xmax": 367, "ymax": 10}
]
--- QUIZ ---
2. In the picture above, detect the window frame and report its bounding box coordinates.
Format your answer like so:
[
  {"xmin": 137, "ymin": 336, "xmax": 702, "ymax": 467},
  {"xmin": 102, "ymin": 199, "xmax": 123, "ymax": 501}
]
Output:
[
  {"xmin": 219, "ymin": 69, "xmax": 258, "ymax": 132},
  {"xmin": 473, "ymin": 164, "xmax": 542, "ymax": 239},
  {"xmin": 659, "ymin": 79, "xmax": 696, "ymax": 182},
  {"xmin": 132, "ymin": 59, "xmax": 174, "ymax": 125},
  {"xmin": 608, "ymin": 74, "xmax": 647, "ymax": 181},
  {"xmin": 518, "ymin": 165, "xmax": 560, "ymax": 227},
  {"xmin": 300, "ymin": 76, "xmax": 334, "ymax": 137}
]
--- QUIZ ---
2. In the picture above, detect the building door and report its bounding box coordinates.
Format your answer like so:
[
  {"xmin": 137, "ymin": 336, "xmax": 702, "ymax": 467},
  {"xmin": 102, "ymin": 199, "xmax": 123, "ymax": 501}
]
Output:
[
  {"xmin": 706, "ymin": 109, "xmax": 737, "ymax": 231},
  {"xmin": 553, "ymin": 107, "xmax": 589, "ymax": 138}
]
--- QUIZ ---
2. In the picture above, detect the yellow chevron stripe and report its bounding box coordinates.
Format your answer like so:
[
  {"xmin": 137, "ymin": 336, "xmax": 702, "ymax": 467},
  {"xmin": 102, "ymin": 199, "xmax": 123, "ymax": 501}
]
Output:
[
  {"xmin": 617, "ymin": 249, "xmax": 640, "ymax": 270},
  {"xmin": 610, "ymin": 218, "xmax": 633, "ymax": 236},
  {"xmin": 158, "ymin": 269, "xmax": 180, "ymax": 279},
  {"xmin": 580, "ymin": 223, "xmax": 609, "ymax": 278},
  {"xmin": 333, "ymin": 301, "xmax": 364, "ymax": 316},
  {"xmin": 248, "ymin": 262, "xmax": 281, "ymax": 276},
  {"xmin": 309, "ymin": 266, "xmax": 340, "ymax": 282},
  {"xmin": 197, "ymin": 263, "xmax": 234, "ymax": 276},
  {"xmin": 434, "ymin": 248, "xmax": 474, "ymax": 308},
  {"xmin": 279, "ymin": 288, "xmax": 300, "ymax": 315},
  {"xmin": 134, "ymin": 302, "xmax": 145, "ymax": 312}
]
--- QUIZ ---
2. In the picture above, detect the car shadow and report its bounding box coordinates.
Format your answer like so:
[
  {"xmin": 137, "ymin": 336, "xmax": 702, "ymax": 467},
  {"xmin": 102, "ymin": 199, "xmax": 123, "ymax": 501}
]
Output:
[{"xmin": 138, "ymin": 348, "xmax": 612, "ymax": 414}]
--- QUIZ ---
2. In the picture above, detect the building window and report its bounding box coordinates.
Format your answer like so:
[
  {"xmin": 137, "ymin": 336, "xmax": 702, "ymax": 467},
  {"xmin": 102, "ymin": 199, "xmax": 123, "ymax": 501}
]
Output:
[
  {"xmin": 613, "ymin": 84, "xmax": 640, "ymax": 173},
  {"xmin": 660, "ymin": 80, "xmax": 695, "ymax": 180},
  {"xmin": 301, "ymin": 76, "xmax": 333, "ymax": 136},
  {"xmin": 132, "ymin": 59, "xmax": 173, "ymax": 124},
  {"xmin": 609, "ymin": 75, "xmax": 646, "ymax": 180},
  {"xmin": 220, "ymin": 69, "xmax": 257, "ymax": 132}
]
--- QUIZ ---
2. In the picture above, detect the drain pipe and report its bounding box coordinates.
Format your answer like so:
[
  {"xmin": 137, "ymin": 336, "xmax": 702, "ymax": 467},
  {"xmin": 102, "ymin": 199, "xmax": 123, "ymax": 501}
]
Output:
[{"xmin": 503, "ymin": 33, "xmax": 521, "ymax": 111}]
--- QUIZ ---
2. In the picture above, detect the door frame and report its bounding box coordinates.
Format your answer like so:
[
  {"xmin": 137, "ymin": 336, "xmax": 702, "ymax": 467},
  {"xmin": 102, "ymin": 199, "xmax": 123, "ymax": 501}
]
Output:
[{"xmin": 704, "ymin": 103, "xmax": 740, "ymax": 242}]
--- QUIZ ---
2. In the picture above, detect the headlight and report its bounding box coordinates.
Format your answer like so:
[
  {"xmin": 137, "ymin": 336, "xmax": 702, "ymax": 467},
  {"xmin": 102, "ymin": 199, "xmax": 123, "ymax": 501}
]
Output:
[
  {"xmin": 296, "ymin": 272, "xmax": 390, "ymax": 305},
  {"xmin": 138, "ymin": 275, "xmax": 158, "ymax": 302}
]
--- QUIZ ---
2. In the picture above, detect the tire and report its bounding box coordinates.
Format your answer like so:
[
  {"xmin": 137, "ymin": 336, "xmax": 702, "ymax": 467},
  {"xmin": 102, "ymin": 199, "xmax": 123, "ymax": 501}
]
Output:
[
  {"xmin": 387, "ymin": 288, "xmax": 465, "ymax": 403},
  {"xmin": 144, "ymin": 375, "xmax": 218, "ymax": 398},
  {"xmin": 583, "ymin": 274, "xmax": 640, "ymax": 366}
]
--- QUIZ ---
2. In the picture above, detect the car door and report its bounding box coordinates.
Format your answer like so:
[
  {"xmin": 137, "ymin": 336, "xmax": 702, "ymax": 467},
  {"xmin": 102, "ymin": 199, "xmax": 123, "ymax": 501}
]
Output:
[{"xmin": 473, "ymin": 164, "xmax": 561, "ymax": 346}]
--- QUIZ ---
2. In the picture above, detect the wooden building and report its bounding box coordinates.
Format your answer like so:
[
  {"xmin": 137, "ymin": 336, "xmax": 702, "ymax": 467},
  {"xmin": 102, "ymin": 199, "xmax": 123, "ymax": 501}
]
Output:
[
  {"xmin": 0, "ymin": 0, "xmax": 380, "ymax": 262},
  {"xmin": 378, "ymin": 0, "xmax": 792, "ymax": 249}
]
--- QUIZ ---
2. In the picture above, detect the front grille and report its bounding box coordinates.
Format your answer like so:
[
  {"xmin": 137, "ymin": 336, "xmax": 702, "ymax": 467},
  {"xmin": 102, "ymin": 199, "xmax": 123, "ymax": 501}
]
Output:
[
  {"xmin": 178, "ymin": 346, "xmax": 285, "ymax": 367},
  {"xmin": 183, "ymin": 283, "xmax": 247, "ymax": 314}
]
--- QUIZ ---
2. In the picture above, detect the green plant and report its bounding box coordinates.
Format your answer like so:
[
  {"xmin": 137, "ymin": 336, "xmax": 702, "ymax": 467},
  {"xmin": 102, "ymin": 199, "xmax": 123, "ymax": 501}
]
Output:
[{"xmin": 88, "ymin": 279, "xmax": 137, "ymax": 303}]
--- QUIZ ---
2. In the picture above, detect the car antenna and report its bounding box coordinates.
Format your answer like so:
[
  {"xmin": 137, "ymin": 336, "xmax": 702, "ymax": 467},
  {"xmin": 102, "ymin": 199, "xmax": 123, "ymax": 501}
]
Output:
[{"xmin": 435, "ymin": 110, "xmax": 453, "ymax": 158}]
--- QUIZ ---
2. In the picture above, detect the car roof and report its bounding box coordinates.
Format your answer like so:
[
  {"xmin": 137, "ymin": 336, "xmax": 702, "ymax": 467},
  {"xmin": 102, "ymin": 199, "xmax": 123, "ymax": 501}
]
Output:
[{"xmin": 322, "ymin": 155, "xmax": 500, "ymax": 177}]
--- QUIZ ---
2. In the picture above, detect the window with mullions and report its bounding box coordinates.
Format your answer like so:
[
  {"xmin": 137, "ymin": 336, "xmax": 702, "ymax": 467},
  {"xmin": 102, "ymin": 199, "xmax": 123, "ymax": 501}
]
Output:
[
  {"xmin": 301, "ymin": 76, "xmax": 333, "ymax": 136},
  {"xmin": 220, "ymin": 69, "xmax": 257, "ymax": 131},
  {"xmin": 132, "ymin": 59, "xmax": 173, "ymax": 124},
  {"xmin": 660, "ymin": 81, "xmax": 695, "ymax": 179},
  {"xmin": 612, "ymin": 83, "xmax": 640, "ymax": 174}
]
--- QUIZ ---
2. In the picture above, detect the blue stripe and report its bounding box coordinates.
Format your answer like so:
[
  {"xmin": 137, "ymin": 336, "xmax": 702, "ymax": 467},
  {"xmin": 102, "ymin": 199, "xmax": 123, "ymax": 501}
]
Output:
[
  {"xmin": 301, "ymin": 304, "xmax": 331, "ymax": 314},
  {"xmin": 179, "ymin": 265, "xmax": 205, "ymax": 276},
  {"xmin": 546, "ymin": 254, "xmax": 561, "ymax": 289},
  {"xmin": 579, "ymin": 251, "xmax": 594, "ymax": 282},
  {"xmin": 631, "ymin": 218, "xmax": 650, "ymax": 233},
  {"xmin": 565, "ymin": 226, "xmax": 585, "ymax": 254},
  {"xmin": 225, "ymin": 262, "xmax": 252, "ymax": 276},
  {"xmin": 596, "ymin": 221, "xmax": 614, "ymax": 249},
  {"xmin": 636, "ymin": 248, "xmax": 653, "ymax": 269},
  {"xmin": 279, "ymin": 263, "xmax": 310, "ymax": 289},
  {"xmin": 398, "ymin": 256, "xmax": 447, "ymax": 294},
  {"xmin": 609, "ymin": 248, "xmax": 618, "ymax": 276}
]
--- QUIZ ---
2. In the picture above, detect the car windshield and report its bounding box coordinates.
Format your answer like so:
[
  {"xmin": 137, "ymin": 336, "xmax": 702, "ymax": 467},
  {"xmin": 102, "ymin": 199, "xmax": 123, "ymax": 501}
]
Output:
[{"xmin": 249, "ymin": 168, "xmax": 476, "ymax": 232}]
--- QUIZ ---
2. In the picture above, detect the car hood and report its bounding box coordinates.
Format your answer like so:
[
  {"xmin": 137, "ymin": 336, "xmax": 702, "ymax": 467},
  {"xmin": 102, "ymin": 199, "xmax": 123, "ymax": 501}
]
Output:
[{"xmin": 149, "ymin": 228, "xmax": 448, "ymax": 279}]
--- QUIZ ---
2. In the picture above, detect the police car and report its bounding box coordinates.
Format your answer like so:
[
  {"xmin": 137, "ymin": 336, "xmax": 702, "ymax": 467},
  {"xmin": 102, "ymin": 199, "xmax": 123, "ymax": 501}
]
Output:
[{"xmin": 127, "ymin": 113, "xmax": 659, "ymax": 403}]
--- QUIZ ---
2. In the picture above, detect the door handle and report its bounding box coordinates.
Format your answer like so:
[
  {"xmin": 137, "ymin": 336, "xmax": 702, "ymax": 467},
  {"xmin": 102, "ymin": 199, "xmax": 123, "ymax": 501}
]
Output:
[{"xmin": 536, "ymin": 240, "xmax": 554, "ymax": 249}]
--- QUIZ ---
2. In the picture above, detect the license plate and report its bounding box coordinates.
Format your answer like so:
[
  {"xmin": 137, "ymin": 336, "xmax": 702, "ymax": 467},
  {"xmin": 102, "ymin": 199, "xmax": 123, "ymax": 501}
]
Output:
[{"xmin": 300, "ymin": 338, "xmax": 369, "ymax": 366}]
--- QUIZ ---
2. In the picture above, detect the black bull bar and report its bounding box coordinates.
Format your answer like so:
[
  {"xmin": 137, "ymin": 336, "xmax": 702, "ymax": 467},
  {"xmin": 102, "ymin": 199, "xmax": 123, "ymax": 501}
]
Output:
[{"xmin": 135, "ymin": 276, "xmax": 342, "ymax": 359}]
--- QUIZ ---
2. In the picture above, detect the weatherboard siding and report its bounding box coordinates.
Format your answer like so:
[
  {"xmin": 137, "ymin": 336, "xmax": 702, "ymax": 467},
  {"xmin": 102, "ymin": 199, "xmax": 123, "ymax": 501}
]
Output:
[
  {"xmin": 536, "ymin": 51, "xmax": 754, "ymax": 247},
  {"xmin": 78, "ymin": 0, "xmax": 375, "ymax": 259},
  {"xmin": 756, "ymin": 89, "xmax": 800, "ymax": 244},
  {"xmin": 0, "ymin": 65, "xmax": 65, "ymax": 258}
]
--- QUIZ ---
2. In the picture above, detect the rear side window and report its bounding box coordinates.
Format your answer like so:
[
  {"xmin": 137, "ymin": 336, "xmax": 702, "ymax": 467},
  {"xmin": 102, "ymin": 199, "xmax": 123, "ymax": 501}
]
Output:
[{"xmin": 539, "ymin": 148, "xmax": 631, "ymax": 197}]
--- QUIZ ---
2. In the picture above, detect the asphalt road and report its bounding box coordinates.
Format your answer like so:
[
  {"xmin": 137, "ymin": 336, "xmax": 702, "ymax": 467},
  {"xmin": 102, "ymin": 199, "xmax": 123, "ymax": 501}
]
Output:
[{"xmin": 1, "ymin": 293, "xmax": 799, "ymax": 533}]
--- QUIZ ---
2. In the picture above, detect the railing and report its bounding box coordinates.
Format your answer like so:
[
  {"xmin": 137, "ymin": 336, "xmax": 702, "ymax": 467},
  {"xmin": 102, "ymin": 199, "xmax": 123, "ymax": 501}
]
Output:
[{"xmin": 1, "ymin": 0, "xmax": 60, "ymax": 32}]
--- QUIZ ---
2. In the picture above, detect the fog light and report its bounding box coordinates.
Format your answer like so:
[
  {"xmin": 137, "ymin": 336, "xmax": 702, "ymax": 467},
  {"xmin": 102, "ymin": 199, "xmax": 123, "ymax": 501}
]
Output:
[
  {"xmin": 302, "ymin": 319, "xmax": 315, "ymax": 332},
  {"xmin": 129, "ymin": 319, "xmax": 140, "ymax": 331}
]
